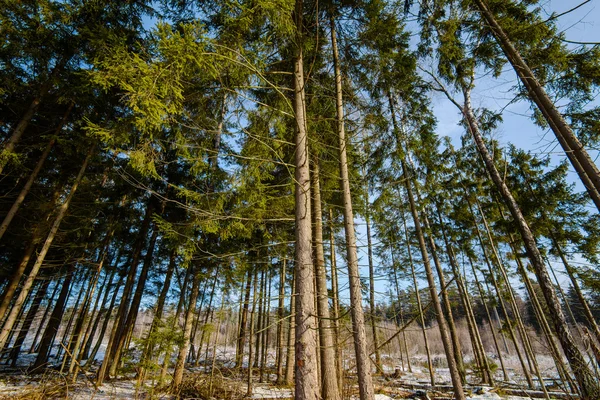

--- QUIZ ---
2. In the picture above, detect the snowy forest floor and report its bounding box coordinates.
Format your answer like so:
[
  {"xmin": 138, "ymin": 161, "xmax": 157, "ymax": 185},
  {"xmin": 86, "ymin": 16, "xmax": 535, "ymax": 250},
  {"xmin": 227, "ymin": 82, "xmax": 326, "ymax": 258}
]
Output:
[{"xmin": 0, "ymin": 349, "xmax": 579, "ymax": 399}]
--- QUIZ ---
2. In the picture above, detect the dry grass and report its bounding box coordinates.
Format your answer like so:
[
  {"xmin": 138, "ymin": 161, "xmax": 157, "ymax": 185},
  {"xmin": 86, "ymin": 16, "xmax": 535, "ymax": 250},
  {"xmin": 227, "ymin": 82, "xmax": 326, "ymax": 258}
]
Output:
[{"xmin": 175, "ymin": 373, "xmax": 245, "ymax": 400}]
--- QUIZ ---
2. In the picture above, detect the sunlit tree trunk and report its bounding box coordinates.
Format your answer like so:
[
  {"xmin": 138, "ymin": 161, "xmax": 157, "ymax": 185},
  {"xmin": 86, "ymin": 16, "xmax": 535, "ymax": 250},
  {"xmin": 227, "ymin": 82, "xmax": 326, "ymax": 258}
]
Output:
[{"xmin": 330, "ymin": 14, "xmax": 375, "ymax": 400}]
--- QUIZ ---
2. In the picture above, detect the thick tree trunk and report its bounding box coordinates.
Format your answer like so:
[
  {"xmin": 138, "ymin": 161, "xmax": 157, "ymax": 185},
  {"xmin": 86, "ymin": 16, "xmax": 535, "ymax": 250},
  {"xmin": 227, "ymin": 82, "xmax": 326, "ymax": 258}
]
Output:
[
  {"xmin": 311, "ymin": 159, "xmax": 341, "ymax": 400},
  {"xmin": 462, "ymin": 84, "xmax": 600, "ymax": 398},
  {"xmin": 0, "ymin": 149, "xmax": 92, "ymax": 350},
  {"xmin": 330, "ymin": 14, "xmax": 375, "ymax": 400},
  {"xmin": 292, "ymin": 1, "xmax": 319, "ymax": 398}
]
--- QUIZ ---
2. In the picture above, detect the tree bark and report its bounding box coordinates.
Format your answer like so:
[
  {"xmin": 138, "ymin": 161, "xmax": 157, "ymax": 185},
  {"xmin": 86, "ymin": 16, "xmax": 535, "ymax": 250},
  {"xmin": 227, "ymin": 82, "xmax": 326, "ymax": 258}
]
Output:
[
  {"xmin": 462, "ymin": 83, "xmax": 600, "ymax": 398},
  {"xmin": 31, "ymin": 269, "xmax": 74, "ymax": 371},
  {"xmin": 473, "ymin": 0, "xmax": 600, "ymax": 212},
  {"xmin": 292, "ymin": 1, "xmax": 319, "ymax": 398},
  {"xmin": 0, "ymin": 103, "xmax": 72, "ymax": 241},
  {"xmin": 0, "ymin": 148, "xmax": 92, "ymax": 350},
  {"xmin": 311, "ymin": 159, "xmax": 341, "ymax": 400},
  {"xmin": 172, "ymin": 270, "xmax": 201, "ymax": 391},
  {"xmin": 330, "ymin": 14, "xmax": 375, "ymax": 400}
]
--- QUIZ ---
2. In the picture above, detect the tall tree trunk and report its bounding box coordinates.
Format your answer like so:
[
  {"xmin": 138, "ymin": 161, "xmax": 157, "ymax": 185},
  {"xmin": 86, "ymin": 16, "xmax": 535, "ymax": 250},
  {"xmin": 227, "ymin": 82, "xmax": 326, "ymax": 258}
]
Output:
[
  {"xmin": 276, "ymin": 258, "xmax": 286, "ymax": 384},
  {"xmin": 434, "ymin": 205, "xmax": 500, "ymax": 382},
  {"xmin": 311, "ymin": 159, "xmax": 341, "ymax": 400},
  {"xmin": 0, "ymin": 148, "xmax": 92, "ymax": 350},
  {"xmin": 246, "ymin": 270, "xmax": 259, "ymax": 396},
  {"xmin": 285, "ymin": 270, "xmax": 296, "ymax": 386},
  {"xmin": 461, "ymin": 83, "xmax": 600, "ymax": 398},
  {"xmin": 236, "ymin": 269, "xmax": 252, "ymax": 368},
  {"xmin": 400, "ymin": 158, "xmax": 465, "ymax": 399},
  {"xmin": 389, "ymin": 92, "xmax": 464, "ymax": 396},
  {"xmin": 472, "ymin": 0, "xmax": 600, "ymax": 211},
  {"xmin": 8, "ymin": 279, "xmax": 50, "ymax": 366},
  {"xmin": 420, "ymin": 211, "xmax": 466, "ymax": 384},
  {"xmin": 110, "ymin": 225, "xmax": 160, "ymax": 376},
  {"xmin": 391, "ymin": 251, "xmax": 412, "ymax": 373},
  {"xmin": 0, "ymin": 234, "xmax": 40, "ymax": 325},
  {"xmin": 79, "ymin": 268, "xmax": 114, "ymax": 362},
  {"xmin": 475, "ymin": 200, "xmax": 549, "ymax": 396},
  {"xmin": 86, "ymin": 270, "xmax": 126, "ymax": 368},
  {"xmin": 292, "ymin": 1, "xmax": 319, "ymax": 398},
  {"xmin": 328, "ymin": 208, "xmax": 344, "ymax": 391},
  {"xmin": 31, "ymin": 268, "xmax": 74, "ymax": 371},
  {"xmin": 365, "ymin": 206, "xmax": 382, "ymax": 373},
  {"xmin": 0, "ymin": 96, "xmax": 43, "ymax": 175},
  {"xmin": 0, "ymin": 104, "xmax": 72, "ymax": 241},
  {"xmin": 330, "ymin": 14, "xmax": 375, "ymax": 400},
  {"xmin": 96, "ymin": 201, "xmax": 154, "ymax": 384},
  {"xmin": 172, "ymin": 270, "xmax": 201, "ymax": 391},
  {"xmin": 468, "ymin": 209, "xmax": 533, "ymax": 387},
  {"xmin": 402, "ymin": 214, "xmax": 435, "ymax": 386}
]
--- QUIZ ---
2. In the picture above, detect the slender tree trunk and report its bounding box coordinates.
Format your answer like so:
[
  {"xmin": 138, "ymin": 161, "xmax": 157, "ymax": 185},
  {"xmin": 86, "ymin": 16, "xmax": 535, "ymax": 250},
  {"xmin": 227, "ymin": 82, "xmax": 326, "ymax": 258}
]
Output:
[
  {"xmin": 461, "ymin": 84, "xmax": 600, "ymax": 398},
  {"xmin": 31, "ymin": 269, "xmax": 74, "ymax": 371},
  {"xmin": 473, "ymin": 0, "xmax": 600, "ymax": 212},
  {"xmin": 311, "ymin": 159, "xmax": 341, "ymax": 400},
  {"xmin": 421, "ymin": 212, "xmax": 466, "ymax": 384},
  {"xmin": 8, "ymin": 279, "xmax": 49, "ymax": 366},
  {"xmin": 86, "ymin": 270, "xmax": 125, "ymax": 368},
  {"xmin": 475, "ymin": 200, "xmax": 549, "ymax": 396},
  {"xmin": 276, "ymin": 258, "xmax": 286, "ymax": 383},
  {"xmin": 0, "ymin": 96, "xmax": 43, "ymax": 175},
  {"xmin": 0, "ymin": 235, "xmax": 40, "ymax": 325},
  {"xmin": 96, "ymin": 202, "xmax": 153, "ymax": 384},
  {"xmin": 236, "ymin": 269, "xmax": 252, "ymax": 368},
  {"xmin": 172, "ymin": 270, "xmax": 201, "ymax": 391},
  {"xmin": 139, "ymin": 250, "xmax": 176, "ymax": 382},
  {"xmin": 328, "ymin": 208, "xmax": 344, "ymax": 391},
  {"xmin": 110, "ymin": 225, "xmax": 160, "ymax": 376},
  {"xmin": 285, "ymin": 271, "xmax": 296, "ymax": 386},
  {"xmin": 79, "ymin": 268, "xmax": 114, "ymax": 362},
  {"xmin": 389, "ymin": 92, "xmax": 465, "ymax": 395},
  {"xmin": 391, "ymin": 251, "xmax": 412, "ymax": 373},
  {"xmin": 0, "ymin": 104, "xmax": 72, "ymax": 241},
  {"xmin": 400, "ymin": 158, "xmax": 465, "ymax": 399},
  {"xmin": 330, "ymin": 14, "xmax": 375, "ymax": 400},
  {"xmin": 434, "ymin": 205, "xmax": 500, "ymax": 382},
  {"xmin": 468, "ymin": 211, "xmax": 534, "ymax": 387},
  {"xmin": 246, "ymin": 270, "xmax": 259, "ymax": 396},
  {"xmin": 552, "ymin": 237, "xmax": 600, "ymax": 345},
  {"xmin": 0, "ymin": 148, "xmax": 92, "ymax": 350},
  {"xmin": 30, "ymin": 279, "xmax": 61, "ymax": 353}
]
